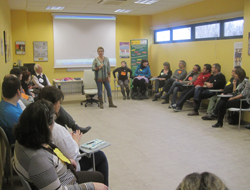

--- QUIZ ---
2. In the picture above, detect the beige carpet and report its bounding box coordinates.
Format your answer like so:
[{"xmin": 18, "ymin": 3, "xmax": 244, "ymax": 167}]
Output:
[{"xmin": 4, "ymin": 94, "xmax": 250, "ymax": 190}]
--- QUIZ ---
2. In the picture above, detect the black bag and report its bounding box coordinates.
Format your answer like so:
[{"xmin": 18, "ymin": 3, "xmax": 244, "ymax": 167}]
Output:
[{"xmin": 227, "ymin": 111, "xmax": 239, "ymax": 125}]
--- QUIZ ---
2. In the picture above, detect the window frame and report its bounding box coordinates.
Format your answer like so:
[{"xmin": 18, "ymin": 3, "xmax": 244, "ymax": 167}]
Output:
[{"xmin": 154, "ymin": 17, "xmax": 243, "ymax": 44}]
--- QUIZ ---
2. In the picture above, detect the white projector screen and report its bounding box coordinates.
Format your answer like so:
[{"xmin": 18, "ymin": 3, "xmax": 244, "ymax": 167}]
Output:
[{"xmin": 53, "ymin": 14, "xmax": 116, "ymax": 68}]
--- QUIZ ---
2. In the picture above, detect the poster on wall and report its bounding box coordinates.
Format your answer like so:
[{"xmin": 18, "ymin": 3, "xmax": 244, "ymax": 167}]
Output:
[
  {"xmin": 33, "ymin": 41, "xmax": 48, "ymax": 62},
  {"xmin": 130, "ymin": 39, "xmax": 148, "ymax": 75},
  {"xmin": 234, "ymin": 42, "xmax": 242, "ymax": 67},
  {"xmin": 1, "ymin": 38, "xmax": 3, "ymax": 56},
  {"xmin": 16, "ymin": 41, "xmax": 26, "ymax": 55},
  {"xmin": 248, "ymin": 33, "xmax": 250, "ymax": 55},
  {"xmin": 119, "ymin": 42, "xmax": 130, "ymax": 58}
]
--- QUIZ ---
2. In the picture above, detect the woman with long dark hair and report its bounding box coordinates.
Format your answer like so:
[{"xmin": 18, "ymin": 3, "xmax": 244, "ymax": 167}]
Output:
[
  {"xmin": 131, "ymin": 59, "xmax": 151, "ymax": 99},
  {"xmin": 211, "ymin": 68, "xmax": 250, "ymax": 128}
]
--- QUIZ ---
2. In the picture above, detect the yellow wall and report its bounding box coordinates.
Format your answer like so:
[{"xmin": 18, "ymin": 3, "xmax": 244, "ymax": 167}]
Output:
[
  {"xmin": 0, "ymin": 0, "xmax": 12, "ymax": 188},
  {"xmin": 11, "ymin": 12, "xmax": 141, "ymax": 90}
]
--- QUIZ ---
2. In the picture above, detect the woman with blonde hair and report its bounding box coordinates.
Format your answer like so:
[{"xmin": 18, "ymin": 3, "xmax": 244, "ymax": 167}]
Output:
[
  {"xmin": 176, "ymin": 172, "xmax": 201, "ymax": 190},
  {"xmin": 92, "ymin": 47, "xmax": 117, "ymax": 109}
]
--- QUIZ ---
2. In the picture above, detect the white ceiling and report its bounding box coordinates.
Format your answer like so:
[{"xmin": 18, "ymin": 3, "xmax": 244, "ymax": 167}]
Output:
[{"xmin": 8, "ymin": 0, "xmax": 203, "ymax": 16}]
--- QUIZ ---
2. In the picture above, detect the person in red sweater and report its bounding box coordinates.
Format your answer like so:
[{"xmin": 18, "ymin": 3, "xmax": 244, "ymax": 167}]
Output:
[{"xmin": 169, "ymin": 64, "xmax": 212, "ymax": 108}]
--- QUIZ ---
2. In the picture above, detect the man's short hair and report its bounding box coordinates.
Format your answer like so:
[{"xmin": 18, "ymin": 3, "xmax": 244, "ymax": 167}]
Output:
[
  {"xmin": 180, "ymin": 60, "xmax": 186, "ymax": 67},
  {"xmin": 2, "ymin": 75, "xmax": 21, "ymax": 99},
  {"xmin": 194, "ymin": 64, "xmax": 201, "ymax": 72},
  {"xmin": 213, "ymin": 63, "xmax": 221, "ymax": 72},
  {"xmin": 38, "ymin": 86, "xmax": 64, "ymax": 104},
  {"xmin": 204, "ymin": 64, "xmax": 211, "ymax": 73},
  {"xmin": 10, "ymin": 68, "xmax": 22, "ymax": 78}
]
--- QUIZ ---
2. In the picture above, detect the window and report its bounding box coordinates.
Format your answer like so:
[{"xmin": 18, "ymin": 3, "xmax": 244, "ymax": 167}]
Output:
[
  {"xmin": 155, "ymin": 30, "xmax": 170, "ymax": 42},
  {"xmin": 173, "ymin": 27, "xmax": 191, "ymax": 40},
  {"xmin": 154, "ymin": 17, "xmax": 243, "ymax": 44},
  {"xmin": 224, "ymin": 19, "xmax": 244, "ymax": 37},
  {"xmin": 195, "ymin": 23, "xmax": 220, "ymax": 39}
]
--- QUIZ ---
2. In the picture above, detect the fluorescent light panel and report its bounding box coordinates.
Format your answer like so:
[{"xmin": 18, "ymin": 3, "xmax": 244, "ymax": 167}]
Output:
[
  {"xmin": 54, "ymin": 15, "xmax": 116, "ymax": 20},
  {"xmin": 114, "ymin": 9, "xmax": 132, "ymax": 13},
  {"xmin": 134, "ymin": 0, "xmax": 158, "ymax": 5},
  {"xmin": 46, "ymin": 6, "xmax": 65, "ymax": 10}
]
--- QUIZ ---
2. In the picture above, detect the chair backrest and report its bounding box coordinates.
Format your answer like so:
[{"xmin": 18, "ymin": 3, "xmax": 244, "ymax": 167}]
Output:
[
  {"xmin": 83, "ymin": 70, "xmax": 97, "ymax": 89},
  {"xmin": 0, "ymin": 127, "xmax": 11, "ymax": 168},
  {"xmin": 11, "ymin": 157, "xmax": 32, "ymax": 190}
]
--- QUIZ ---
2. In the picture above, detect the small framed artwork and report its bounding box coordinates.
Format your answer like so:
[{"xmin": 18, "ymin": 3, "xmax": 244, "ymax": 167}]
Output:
[
  {"xmin": 16, "ymin": 41, "xmax": 25, "ymax": 55},
  {"xmin": 33, "ymin": 41, "xmax": 48, "ymax": 62}
]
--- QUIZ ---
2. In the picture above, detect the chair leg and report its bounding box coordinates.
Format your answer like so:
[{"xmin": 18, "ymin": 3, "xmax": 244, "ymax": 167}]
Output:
[{"xmin": 238, "ymin": 111, "xmax": 241, "ymax": 131}]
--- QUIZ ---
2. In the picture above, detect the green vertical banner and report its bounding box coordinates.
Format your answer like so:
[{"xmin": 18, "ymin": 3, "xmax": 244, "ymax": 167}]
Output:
[{"xmin": 130, "ymin": 39, "xmax": 148, "ymax": 76}]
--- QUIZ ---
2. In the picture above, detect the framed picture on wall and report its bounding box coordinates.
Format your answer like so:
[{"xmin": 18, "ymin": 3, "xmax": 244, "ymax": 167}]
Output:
[
  {"xmin": 3, "ymin": 31, "xmax": 7, "ymax": 63},
  {"xmin": 33, "ymin": 41, "xmax": 48, "ymax": 61},
  {"xmin": 16, "ymin": 41, "xmax": 25, "ymax": 55}
]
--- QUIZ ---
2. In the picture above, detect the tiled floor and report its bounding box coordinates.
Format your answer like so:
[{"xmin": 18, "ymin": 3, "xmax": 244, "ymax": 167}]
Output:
[{"xmin": 3, "ymin": 95, "xmax": 250, "ymax": 190}]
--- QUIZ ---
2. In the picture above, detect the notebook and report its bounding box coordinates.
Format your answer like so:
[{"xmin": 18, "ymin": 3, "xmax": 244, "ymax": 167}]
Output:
[{"xmin": 81, "ymin": 139, "xmax": 106, "ymax": 150}]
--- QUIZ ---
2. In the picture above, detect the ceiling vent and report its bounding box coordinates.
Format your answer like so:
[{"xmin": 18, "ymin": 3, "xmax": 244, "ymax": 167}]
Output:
[{"xmin": 97, "ymin": 0, "xmax": 127, "ymax": 5}]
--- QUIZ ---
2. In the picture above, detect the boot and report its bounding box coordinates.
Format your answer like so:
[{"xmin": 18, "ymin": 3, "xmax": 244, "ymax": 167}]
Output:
[
  {"xmin": 108, "ymin": 97, "xmax": 117, "ymax": 108},
  {"xmin": 122, "ymin": 91, "xmax": 126, "ymax": 100},
  {"xmin": 98, "ymin": 97, "xmax": 104, "ymax": 109},
  {"xmin": 126, "ymin": 90, "xmax": 130, "ymax": 100},
  {"xmin": 155, "ymin": 91, "xmax": 163, "ymax": 99}
]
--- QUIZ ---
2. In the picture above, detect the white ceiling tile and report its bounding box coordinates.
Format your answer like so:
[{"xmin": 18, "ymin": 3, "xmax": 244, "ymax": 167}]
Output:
[{"xmin": 27, "ymin": 2, "xmax": 49, "ymax": 7}]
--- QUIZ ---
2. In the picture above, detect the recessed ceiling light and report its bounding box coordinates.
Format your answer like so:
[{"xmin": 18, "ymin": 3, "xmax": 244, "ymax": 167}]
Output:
[
  {"xmin": 114, "ymin": 9, "xmax": 132, "ymax": 13},
  {"xmin": 134, "ymin": 0, "xmax": 158, "ymax": 5},
  {"xmin": 46, "ymin": 6, "xmax": 65, "ymax": 10}
]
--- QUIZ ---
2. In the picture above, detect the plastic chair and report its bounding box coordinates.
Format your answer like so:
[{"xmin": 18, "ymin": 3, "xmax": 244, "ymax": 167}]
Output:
[
  {"xmin": 11, "ymin": 157, "xmax": 32, "ymax": 190},
  {"xmin": 81, "ymin": 70, "xmax": 100, "ymax": 107},
  {"xmin": 228, "ymin": 99, "xmax": 250, "ymax": 131},
  {"xmin": 0, "ymin": 127, "xmax": 13, "ymax": 189}
]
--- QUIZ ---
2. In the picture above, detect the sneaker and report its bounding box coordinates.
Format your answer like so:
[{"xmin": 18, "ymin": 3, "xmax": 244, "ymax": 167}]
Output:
[
  {"xmin": 123, "ymin": 96, "xmax": 126, "ymax": 100},
  {"xmin": 161, "ymin": 100, "xmax": 169, "ymax": 104},
  {"xmin": 187, "ymin": 111, "xmax": 199, "ymax": 116},
  {"xmin": 174, "ymin": 107, "xmax": 182, "ymax": 112},
  {"xmin": 127, "ymin": 96, "xmax": 130, "ymax": 100}
]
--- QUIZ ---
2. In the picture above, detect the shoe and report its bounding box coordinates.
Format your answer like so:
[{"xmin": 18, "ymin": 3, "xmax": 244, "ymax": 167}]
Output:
[
  {"xmin": 168, "ymin": 104, "xmax": 176, "ymax": 109},
  {"xmin": 108, "ymin": 97, "xmax": 117, "ymax": 108},
  {"xmin": 74, "ymin": 124, "xmax": 91, "ymax": 134},
  {"xmin": 212, "ymin": 123, "xmax": 223, "ymax": 128},
  {"xmin": 138, "ymin": 93, "xmax": 144, "ymax": 100},
  {"xmin": 244, "ymin": 124, "xmax": 250, "ymax": 130},
  {"xmin": 187, "ymin": 110, "xmax": 199, "ymax": 116},
  {"xmin": 201, "ymin": 114, "xmax": 213, "ymax": 120},
  {"xmin": 174, "ymin": 107, "xmax": 182, "ymax": 112},
  {"xmin": 207, "ymin": 113, "xmax": 218, "ymax": 120},
  {"xmin": 154, "ymin": 93, "xmax": 161, "ymax": 99},
  {"xmin": 161, "ymin": 100, "xmax": 169, "ymax": 104},
  {"xmin": 161, "ymin": 94, "xmax": 169, "ymax": 99},
  {"xmin": 127, "ymin": 95, "xmax": 130, "ymax": 100},
  {"xmin": 152, "ymin": 96, "xmax": 158, "ymax": 101},
  {"xmin": 123, "ymin": 96, "xmax": 126, "ymax": 100},
  {"xmin": 168, "ymin": 105, "xmax": 172, "ymax": 109}
]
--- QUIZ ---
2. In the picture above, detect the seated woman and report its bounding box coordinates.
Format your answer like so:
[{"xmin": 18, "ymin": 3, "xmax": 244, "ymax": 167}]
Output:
[
  {"xmin": 132, "ymin": 59, "xmax": 151, "ymax": 99},
  {"xmin": 152, "ymin": 62, "xmax": 172, "ymax": 101},
  {"xmin": 211, "ymin": 68, "xmax": 250, "ymax": 128},
  {"xmin": 113, "ymin": 61, "xmax": 133, "ymax": 100},
  {"xmin": 38, "ymin": 86, "xmax": 109, "ymax": 186},
  {"xmin": 21, "ymin": 70, "xmax": 35, "ymax": 97},
  {"xmin": 13, "ymin": 99, "xmax": 108, "ymax": 190}
]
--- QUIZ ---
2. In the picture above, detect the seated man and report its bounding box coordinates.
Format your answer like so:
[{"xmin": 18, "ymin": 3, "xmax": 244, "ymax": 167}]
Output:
[
  {"xmin": 168, "ymin": 64, "xmax": 211, "ymax": 108},
  {"xmin": 154, "ymin": 60, "xmax": 187, "ymax": 103},
  {"xmin": 202, "ymin": 66, "xmax": 241, "ymax": 120},
  {"xmin": 32, "ymin": 64, "xmax": 51, "ymax": 89},
  {"xmin": 32, "ymin": 64, "xmax": 90, "ymax": 133},
  {"xmin": 0, "ymin": 75, "xmax": 22, "ymax": 145},
  {"xmin": 174, "ymin": 63, "xmax": 226, "ymax": 115},
  {"xmin": 157, "ymin": 64, "xmax": 201, "ymax": 104}
]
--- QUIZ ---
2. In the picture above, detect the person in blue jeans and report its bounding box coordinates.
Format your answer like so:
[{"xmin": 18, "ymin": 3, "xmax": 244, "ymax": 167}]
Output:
[
  {"xmin": 92, "ymin": 46, "xmax": 117, "ymax": 109},
  {"xmin": 132, "ymin": 59, "xmax": 151, "ymax": 99}
]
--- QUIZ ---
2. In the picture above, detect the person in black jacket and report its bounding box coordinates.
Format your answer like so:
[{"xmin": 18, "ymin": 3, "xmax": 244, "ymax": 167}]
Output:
[
  {"xmin": 174, "ymin": 63, "xmax": 226, "ymax": 115},
  {"xmin": 201, "ymin": 66, "xmax": 241, "ymax": 120},
  {"xmin": 113, "ymin": 61, "xmax": 132, "ymax": 100},
  {"xmin": 153, "ymin": 62, "xmax": 172, "ymax": 94}
]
